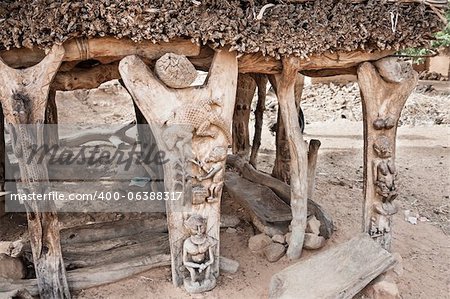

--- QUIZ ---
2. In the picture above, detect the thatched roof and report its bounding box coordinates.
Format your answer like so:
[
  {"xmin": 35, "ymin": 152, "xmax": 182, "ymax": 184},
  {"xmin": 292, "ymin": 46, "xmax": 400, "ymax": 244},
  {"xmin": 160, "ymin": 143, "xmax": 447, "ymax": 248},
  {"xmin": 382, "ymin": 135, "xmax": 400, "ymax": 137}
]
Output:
[{"xmin": 0, "ymin": 0, "xmax": 446, "ymax": 58}]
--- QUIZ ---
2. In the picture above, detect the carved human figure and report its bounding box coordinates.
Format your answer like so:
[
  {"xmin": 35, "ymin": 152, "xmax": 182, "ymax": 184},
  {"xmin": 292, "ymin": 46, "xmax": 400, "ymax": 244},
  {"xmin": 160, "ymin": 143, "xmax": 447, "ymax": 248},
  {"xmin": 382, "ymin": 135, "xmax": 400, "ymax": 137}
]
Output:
[
  {"xmin": 373, "ymin": 136, "xmax": 397, "ymax": 203},
  {"xmin": 182, "ymin": 214, "xmax": 217, "ymax": 293},
  {"xmin": 371, "ymin": 136, "xmax": 398, "ymax": 241},
  {"xmin": 191, "ymin": 146, "xmax": 227, "ymax": 203}
]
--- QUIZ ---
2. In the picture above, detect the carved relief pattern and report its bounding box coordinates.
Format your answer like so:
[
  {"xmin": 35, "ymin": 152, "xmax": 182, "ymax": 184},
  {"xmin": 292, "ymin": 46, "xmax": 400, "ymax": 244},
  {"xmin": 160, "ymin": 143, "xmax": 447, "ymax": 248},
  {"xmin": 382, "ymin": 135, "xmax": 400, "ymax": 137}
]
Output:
[
  {"xmin": 358, "ymin": 58, "xmax": 418, "ymax": 251},
  {"xmin": 119, "ymin": 50, "xmax": 237, "ymax": 293}
]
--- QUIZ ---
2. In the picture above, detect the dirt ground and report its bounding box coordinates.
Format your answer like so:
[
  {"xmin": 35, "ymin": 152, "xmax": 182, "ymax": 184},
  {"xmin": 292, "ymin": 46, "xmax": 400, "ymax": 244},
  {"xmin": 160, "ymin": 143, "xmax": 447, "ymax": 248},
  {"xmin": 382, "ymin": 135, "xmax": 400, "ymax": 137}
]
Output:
[{"xmin": 0, "ymin": 80, "xmax": 449, "ymax": 298}]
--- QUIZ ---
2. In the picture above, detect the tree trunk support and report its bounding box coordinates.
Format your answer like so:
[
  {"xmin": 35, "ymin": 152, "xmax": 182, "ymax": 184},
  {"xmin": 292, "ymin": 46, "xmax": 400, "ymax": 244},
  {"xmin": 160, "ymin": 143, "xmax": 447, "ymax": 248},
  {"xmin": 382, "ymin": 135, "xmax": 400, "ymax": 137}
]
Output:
[
  {"xmin": 232, "ymin": 73, "xmax": 256, "ymax": 156},
  {"xmin": 249, "ymin": 74, "xmax": 268, "ymax": 168},
  {"xmin": 44, "ymin": 88, "xmax": 59, "ymax": 147},
  {"xmin": 357, "ymin": 57, "xmax": 418, "ymax": 250},
  {"xmin": 271, "ymin": 59, "xmax": 308, "ymax": 260},
  {"xmin": 271, "ymin": 73, "xmax": 304, "ymax": 183},
  {"xmin": 0, "ymin": 46, "xmax": 70, "ymax": 298},
  {"xmin": 119, "ymin": 50, "xmax": 238, "ymax": 293}
]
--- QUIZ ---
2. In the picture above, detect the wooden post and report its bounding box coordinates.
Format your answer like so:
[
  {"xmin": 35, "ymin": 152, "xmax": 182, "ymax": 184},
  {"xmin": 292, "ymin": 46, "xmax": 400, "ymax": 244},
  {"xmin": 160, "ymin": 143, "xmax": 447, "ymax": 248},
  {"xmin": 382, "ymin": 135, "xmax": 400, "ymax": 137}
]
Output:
[
  {"xmin": 271, "ymin": 59, "xmax": 308, "ymax": 260},
  {"xmin": 232, "ymin": 73, "xmax": 256, "ymax": 156},
  {"xmin": 357, "ymin": 58, "xmax": 418, "ymax": 250},
  {"xmin": 119, "ymin": 50, "xmax": 238, "ymax": 293},
  {"xmin": 249, "ymin": 74, "xmax": 268, "ymax": 168},
  {"xmin": 0, "ymin": 106, "xmax": 5, "ymax": 218},
  {"xmin": 44, "ymin": 88, "xmax": 59, "ymax": 147},
  {"xmin": 0, "ymin": 46, "xmax": 70, "ymax": 298},
  {"xmin": 271, "ymin": 73, "xmax": 304, "ymax": 183},
  {"xmin": 307, "ymin": 139, "xmax": 321, "ymax": 200}
]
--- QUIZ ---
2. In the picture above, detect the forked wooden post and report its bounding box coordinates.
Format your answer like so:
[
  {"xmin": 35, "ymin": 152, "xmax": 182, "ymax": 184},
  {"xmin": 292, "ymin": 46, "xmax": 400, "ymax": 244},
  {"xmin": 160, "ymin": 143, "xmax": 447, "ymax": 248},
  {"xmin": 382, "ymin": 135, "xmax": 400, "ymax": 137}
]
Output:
[
  {"xmin": 357, "ymin": 58, "xmax": 418, "ymax": 250},
  {"xmin": 0, "ymin": 46, "xmax": 70, "ymax": 298},
  {"xmin": 119, "ymin": 49, "xmax": 238, "ymax": 293},
  {"xmin": 271, "ymin": 73, "xmax": 304, "ymax": 183},
  {"xmin": 272, "ymin": 59, "xmax": 308, "ymax": 260}
]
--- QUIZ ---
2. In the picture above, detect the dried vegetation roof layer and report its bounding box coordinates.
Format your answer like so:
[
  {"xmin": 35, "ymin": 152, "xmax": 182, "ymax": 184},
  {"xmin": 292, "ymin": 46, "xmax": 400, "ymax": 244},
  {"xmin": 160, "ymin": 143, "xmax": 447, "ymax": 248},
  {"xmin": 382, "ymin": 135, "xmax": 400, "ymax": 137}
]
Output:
[{"xmin": 0, "ymin": 0, "xmax": 446, "ymax": 58}]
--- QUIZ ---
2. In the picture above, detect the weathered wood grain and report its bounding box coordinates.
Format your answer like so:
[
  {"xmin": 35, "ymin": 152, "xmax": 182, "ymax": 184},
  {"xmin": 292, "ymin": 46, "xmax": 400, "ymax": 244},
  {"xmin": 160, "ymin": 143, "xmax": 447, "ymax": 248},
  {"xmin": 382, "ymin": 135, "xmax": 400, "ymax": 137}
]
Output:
[{"xmin": 269, "ymin": 233, "xmax": 397, "ymax": 299}]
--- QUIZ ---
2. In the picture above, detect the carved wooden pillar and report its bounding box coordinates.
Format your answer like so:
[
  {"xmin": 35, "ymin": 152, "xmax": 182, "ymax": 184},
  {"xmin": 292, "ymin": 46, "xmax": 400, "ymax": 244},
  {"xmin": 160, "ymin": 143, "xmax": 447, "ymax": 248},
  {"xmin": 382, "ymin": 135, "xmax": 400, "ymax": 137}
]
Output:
[
  {"xmin": 0, "ymin": 46, "xmax": 70, "ymax": 298},
  {"xmin": 271, "ymin": 59, "xmax": 308, "ymax": 260},
  {"xmin": 232, "ymin": 73, "xmax": 256, "ymax": 156},
  {"xmin": 249, "ymin": 74, "xmax": 268, "ymax": 168},
  {"xmin": 119, "ymin": 50, "xmax": 238, "ymax": 293},
  {"xmin": 357, "ymin": 58, "xmax": 418, "ymax": 250},
  {"xmin": 271, "ymin": 73, "xmax": 304, "ymax": 183}
]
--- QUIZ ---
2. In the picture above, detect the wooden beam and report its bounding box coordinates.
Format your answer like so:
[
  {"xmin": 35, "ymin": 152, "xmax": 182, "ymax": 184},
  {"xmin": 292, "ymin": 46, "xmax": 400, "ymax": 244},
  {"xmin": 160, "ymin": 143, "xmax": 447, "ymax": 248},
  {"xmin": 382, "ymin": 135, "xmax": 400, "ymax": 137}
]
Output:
[
  {"xmin": 227, "ymin": 154, "xmax": 334, "ymax": 239},
  {"xmin": 52, "ymin": 62, "xmax": 120, "ymax": 91},
  {"xmin": 1, "ymin": 39, "xmax": 393, "ymax": 74},
  {"xmin": 0, "ymin": 37, "xmax": 201, "ymax": 69}
]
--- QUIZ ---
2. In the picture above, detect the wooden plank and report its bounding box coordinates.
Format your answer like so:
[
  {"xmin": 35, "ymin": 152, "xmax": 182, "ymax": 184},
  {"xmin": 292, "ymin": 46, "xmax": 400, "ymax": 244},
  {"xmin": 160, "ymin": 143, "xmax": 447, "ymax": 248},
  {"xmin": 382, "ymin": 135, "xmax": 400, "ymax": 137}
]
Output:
[
  {"xmin": 226, "ymin": 155, "xmax": 334, "ymax": 239},
  {"xmin": 225, "ymin": 172, "xmax": 292, "ymax": 223},
  {"xmin": 269, "ymin": 233, "xmax": 397, "ymax": 299},
  {"xmin": 60, "ymin": 215, "xmax": 168, "ymax": 245},
  {"xmin": 0, "ymin": 253, "xmax": 171, "ymax": 296}
]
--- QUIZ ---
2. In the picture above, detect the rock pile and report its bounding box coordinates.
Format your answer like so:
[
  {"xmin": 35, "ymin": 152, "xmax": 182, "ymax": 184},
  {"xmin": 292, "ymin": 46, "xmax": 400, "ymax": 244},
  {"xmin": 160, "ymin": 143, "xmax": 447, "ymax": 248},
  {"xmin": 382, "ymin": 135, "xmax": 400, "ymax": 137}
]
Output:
[{"xmin": 248, "ymin": 216, "xmax": 326, "ymax": 262}]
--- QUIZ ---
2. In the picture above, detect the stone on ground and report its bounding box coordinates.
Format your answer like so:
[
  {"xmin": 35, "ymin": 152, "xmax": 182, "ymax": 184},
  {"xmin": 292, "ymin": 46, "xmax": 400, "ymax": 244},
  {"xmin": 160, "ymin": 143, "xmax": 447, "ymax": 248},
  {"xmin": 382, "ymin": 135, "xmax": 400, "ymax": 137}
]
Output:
[
  {"xmin": 0, "ymin": 253, "xmax": 25, "ymax": 280},
  {"xmin": 220, "ymin": 214, "xmax": 241, "ymax": 228},
  {"xmin": 219, "ymin": 256, "xmax": 239, "ymax": 273},
  {"xmin": 364, "ymin": 280, "xmax": 400, "ymax": 299},
  {"xmin": 303, "ymin": 233, "xmax": 326, "ymax": 250},
  {"xmin": 285, "ymin": 232, "xmax": 292, "ymax": 245},
  {"xmin": 306, "ymin": 215, "xmax": 321, "ymax": 235},
  {"xmin": 248, "ymin": 233, "xmax": 272, "ymax": 251},
  {"xmin": 264, "ymin": 243, "xmax": 286, "ymax": 262}
]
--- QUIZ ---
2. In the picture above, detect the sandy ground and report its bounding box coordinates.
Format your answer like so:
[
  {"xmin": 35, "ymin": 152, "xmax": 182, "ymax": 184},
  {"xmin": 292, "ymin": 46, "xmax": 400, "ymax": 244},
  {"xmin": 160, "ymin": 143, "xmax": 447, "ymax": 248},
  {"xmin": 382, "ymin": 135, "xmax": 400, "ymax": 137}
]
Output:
[{"xmin": 0, "ymin": 80, "xmax": 449, "ymax": 298}]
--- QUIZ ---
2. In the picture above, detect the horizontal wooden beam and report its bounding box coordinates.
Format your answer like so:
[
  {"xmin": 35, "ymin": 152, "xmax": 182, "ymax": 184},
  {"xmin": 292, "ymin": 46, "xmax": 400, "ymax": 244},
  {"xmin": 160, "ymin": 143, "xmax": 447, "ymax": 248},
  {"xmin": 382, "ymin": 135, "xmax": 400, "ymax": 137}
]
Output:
[
  {"xmin": 1, "ymin": 38, "xmax": 394, "ymax": 90},
  {"xmin": 0, "ymin": 37, "xmax": 201, "ymax": 68},
  {"xmin": 52, "ymin": 62, "xmax": 120, "ymax": 91}
]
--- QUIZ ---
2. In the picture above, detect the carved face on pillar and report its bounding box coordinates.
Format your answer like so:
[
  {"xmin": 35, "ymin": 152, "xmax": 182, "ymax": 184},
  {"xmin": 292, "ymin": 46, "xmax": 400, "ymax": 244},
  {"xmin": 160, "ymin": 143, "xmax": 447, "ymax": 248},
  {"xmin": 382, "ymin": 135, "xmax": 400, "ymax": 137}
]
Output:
[
  {"xmin": 373, "ymin": 136, "xmax": 392, "ymax": 158},
  {"xmin": 185, "ymin": 214, "xmax": 207, "ymax": 242}
]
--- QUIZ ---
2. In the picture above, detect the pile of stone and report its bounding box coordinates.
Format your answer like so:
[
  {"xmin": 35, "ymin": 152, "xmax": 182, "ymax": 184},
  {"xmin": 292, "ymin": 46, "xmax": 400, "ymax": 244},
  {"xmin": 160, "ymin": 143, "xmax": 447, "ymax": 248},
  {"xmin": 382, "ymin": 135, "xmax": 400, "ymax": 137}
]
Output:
[{"xmin": 248, "ymin": 216, "xmax": 326, "ymax": 263}]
